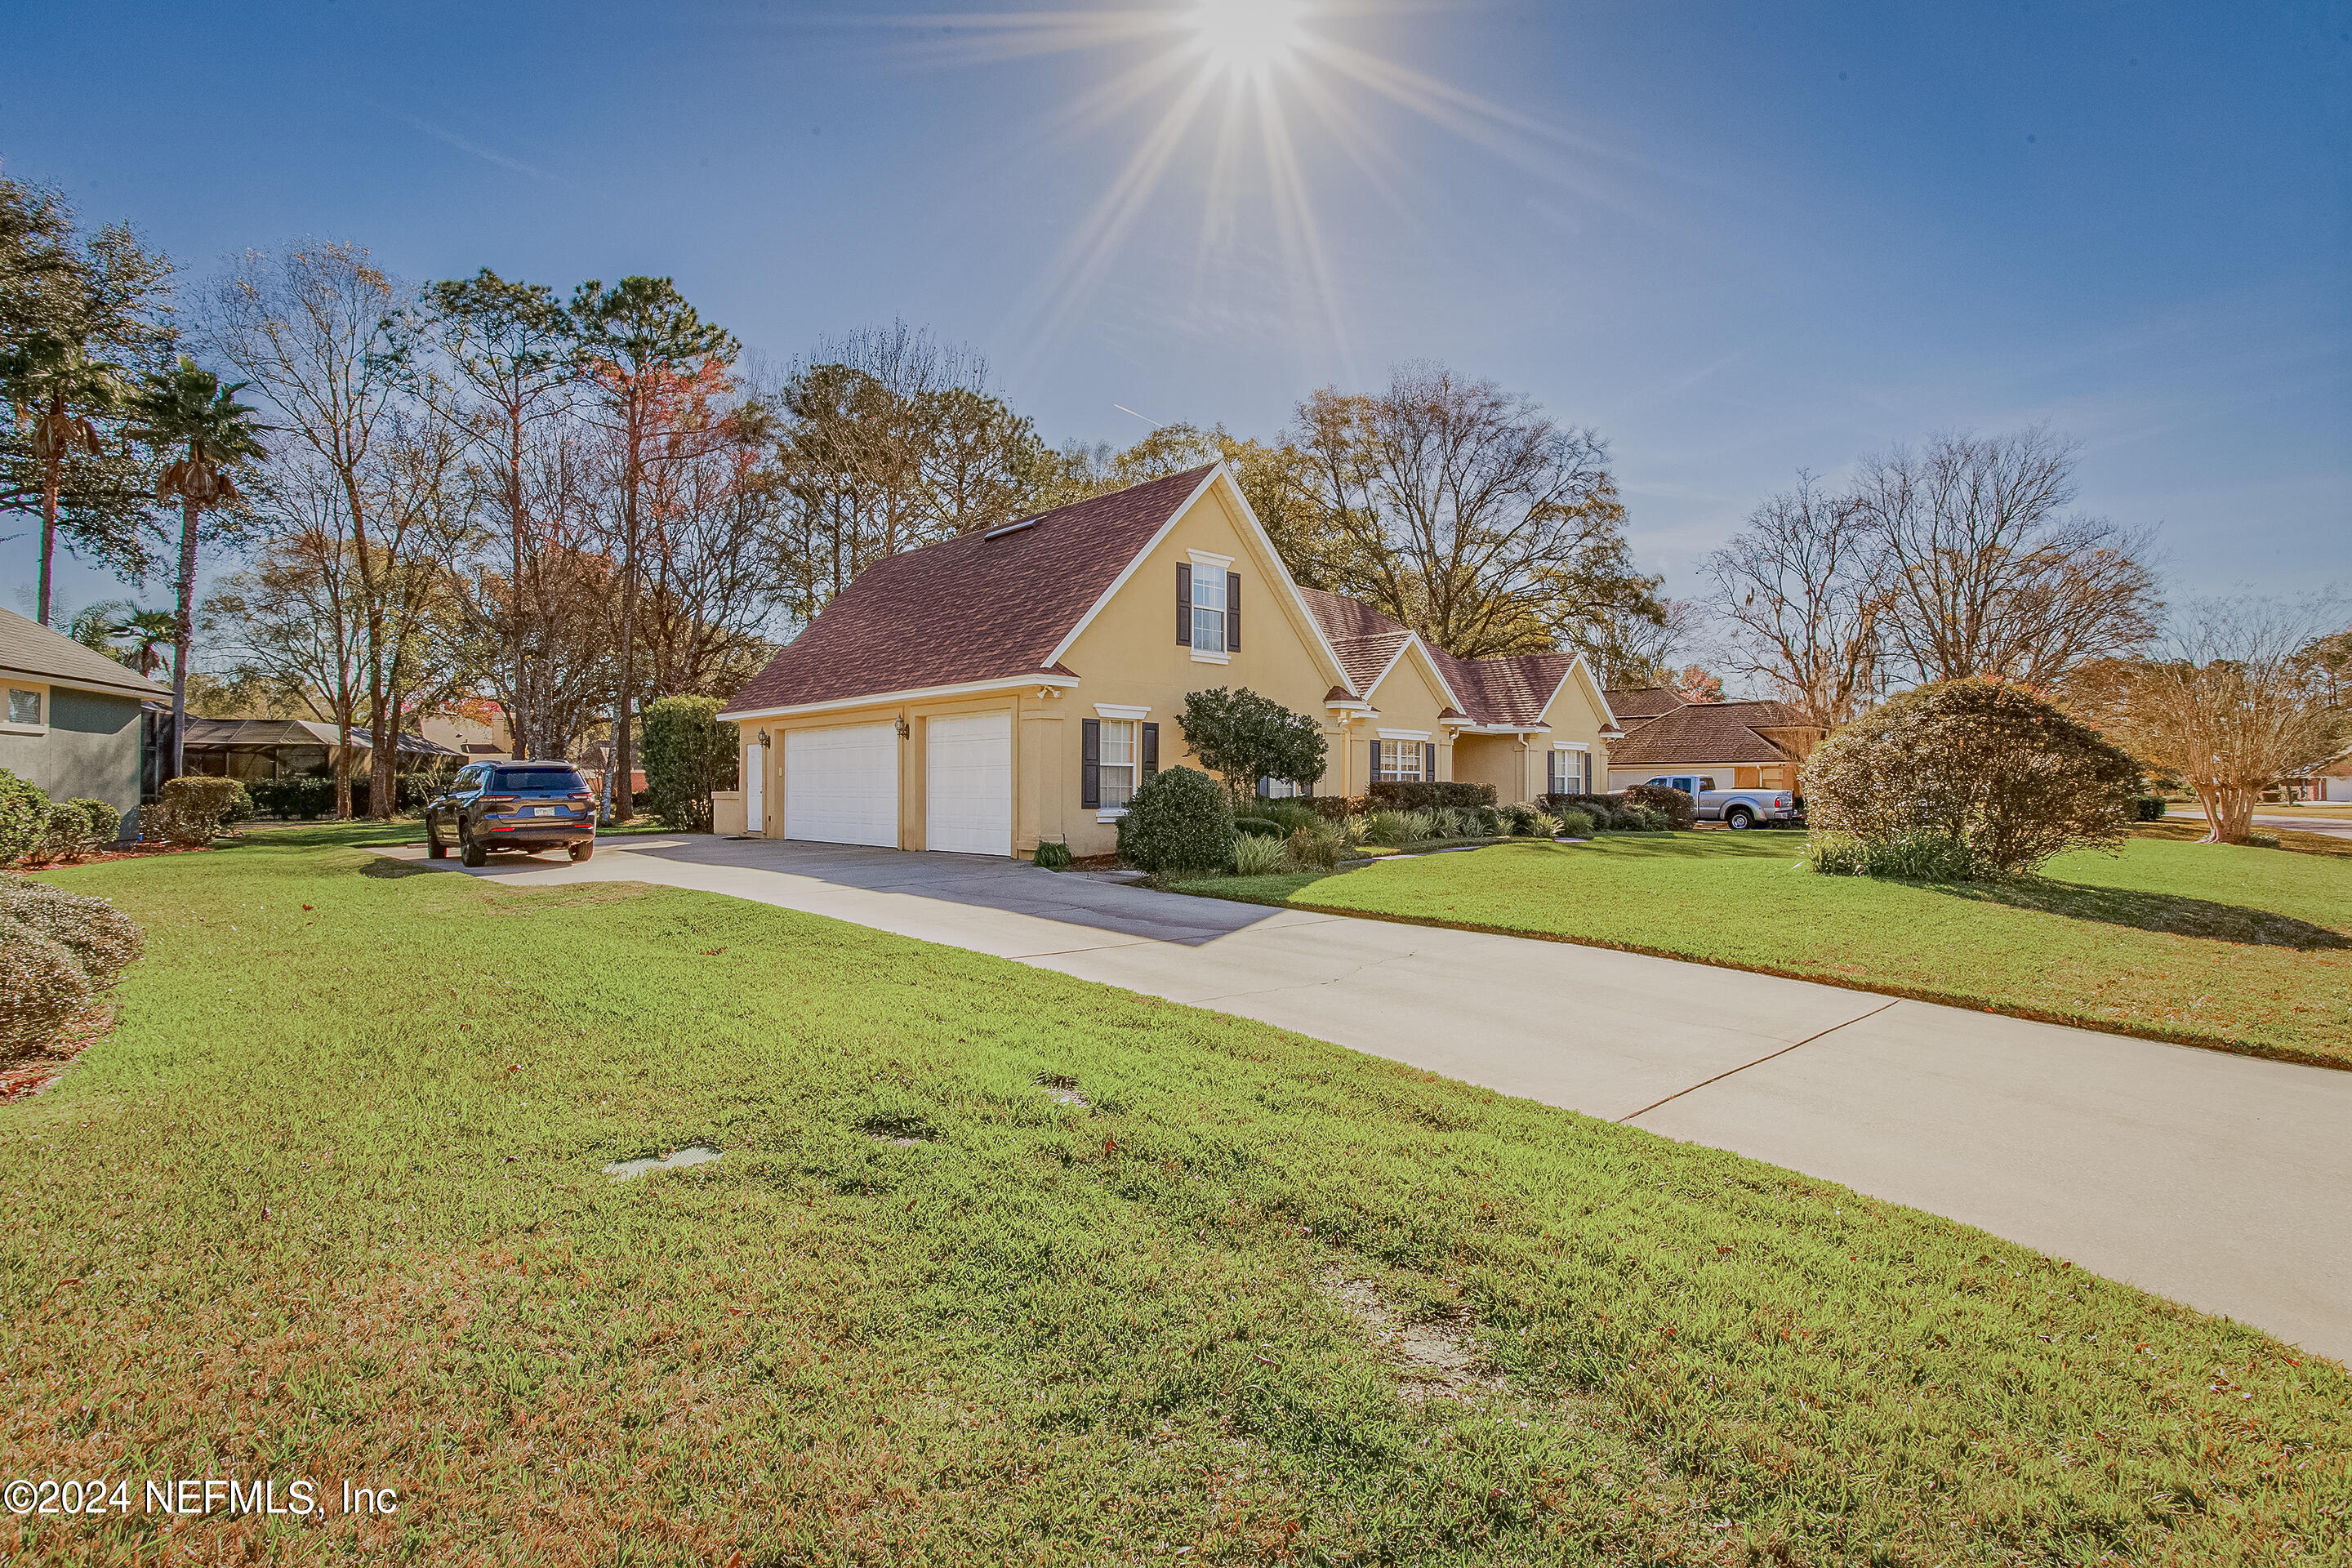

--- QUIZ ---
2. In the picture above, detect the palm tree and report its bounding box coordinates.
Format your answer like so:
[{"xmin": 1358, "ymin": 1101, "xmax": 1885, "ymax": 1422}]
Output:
[
  {"xmin": 1, "ymin": 332, "xmax": 122, "ymax": 626},
  {"xmin": 127, "ymin": 356, "xmax": 266, "ymax": 778}
]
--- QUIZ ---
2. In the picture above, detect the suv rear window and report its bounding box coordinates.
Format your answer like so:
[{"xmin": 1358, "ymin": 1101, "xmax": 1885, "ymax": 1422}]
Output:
[{"xmin": 492, "ymin": 767, "xmax": 586, "ymax": 791}]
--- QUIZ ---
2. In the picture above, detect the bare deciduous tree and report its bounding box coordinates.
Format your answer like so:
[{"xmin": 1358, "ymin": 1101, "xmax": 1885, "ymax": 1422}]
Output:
[
  {"xmin": 206, "ymin": 240, "xmax": 414, "ymax": 814},
  {"xmin": 1291, "ymin": 363, "xmax": 1655, "ymax": 659},
  {"xmin": 1852, "ymin": 425, "xmax": 2158, "ymax": 688},
  {"xmin": 2069, "ymin": 596, "xmax": 2347, "ymax": 844},
  {"xmin": 1702, "ymin": 472, "xmax": 1883, "ymax": 726}
]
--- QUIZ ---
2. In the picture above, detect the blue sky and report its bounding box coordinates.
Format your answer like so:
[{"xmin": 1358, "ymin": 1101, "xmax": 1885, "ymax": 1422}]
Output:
[{"xmin": 5, "ymin": 0, "xmax": 2346, "ymax": 626}]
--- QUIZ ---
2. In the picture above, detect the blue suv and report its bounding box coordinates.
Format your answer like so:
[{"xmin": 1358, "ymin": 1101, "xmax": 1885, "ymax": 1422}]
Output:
[{"xmin": 425, "ymin": 761, "xmax": 597, "ymax": 866}]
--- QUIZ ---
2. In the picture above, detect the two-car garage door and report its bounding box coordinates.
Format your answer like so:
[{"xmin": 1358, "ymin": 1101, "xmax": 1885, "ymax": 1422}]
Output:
[{"xmin": 782, "ymin": 712, "xmax": 1012, "ymax": 856}]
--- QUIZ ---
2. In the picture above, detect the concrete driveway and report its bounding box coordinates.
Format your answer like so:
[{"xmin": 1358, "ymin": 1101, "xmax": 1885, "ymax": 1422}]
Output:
[{"xmin": 378, "ymin": 833, "xmax": 2352, "ymax": 1361}]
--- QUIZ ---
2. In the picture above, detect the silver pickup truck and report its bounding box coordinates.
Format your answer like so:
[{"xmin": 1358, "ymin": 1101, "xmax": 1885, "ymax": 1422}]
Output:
[{"xmin": 1640, "ymin": 773, "xmax": 1801, "ymax": 830}]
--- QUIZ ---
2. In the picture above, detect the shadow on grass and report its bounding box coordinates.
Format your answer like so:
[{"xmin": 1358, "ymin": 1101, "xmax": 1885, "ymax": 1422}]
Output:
[{"xmin": 1935, "ymin": 878, "xmax": 2349, "ymax": 951}]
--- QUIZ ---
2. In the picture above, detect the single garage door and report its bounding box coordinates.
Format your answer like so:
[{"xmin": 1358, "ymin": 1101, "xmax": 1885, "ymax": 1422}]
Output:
[
  {"xmin": 784, "ymin": 724, "xmax": 899, "ymax": 847},
  {"xmin": 925, "ymin": 711, "xmax": 1013, "ymax": 857}
]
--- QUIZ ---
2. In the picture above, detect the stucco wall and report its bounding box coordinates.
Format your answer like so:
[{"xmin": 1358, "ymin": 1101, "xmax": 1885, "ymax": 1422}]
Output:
[
  {"xmin": 1351, "ymin": 645, "xmax": 1456, "ymax": 791},
  {"xmin": 0, "ymin": 687, "xmax": 143, "ymax": 836},
  {"xmin": 1047, "ymin": 478, "xmax": 1352, "ymax": 857}
]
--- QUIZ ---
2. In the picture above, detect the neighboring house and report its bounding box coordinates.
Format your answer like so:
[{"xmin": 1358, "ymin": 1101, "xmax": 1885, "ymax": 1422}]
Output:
[
  {"xmin": 2285, "ymin": 749, "xmax": 2352, "ymax": 804},
  {"xmin": 176, "ymin": 716, "xmax": 461, "ymax": 782},
  {"xmin": 716, "ymin": 463, "xmax": 1620, "ymax": 858},
  {"xmin": 417, "ymin": 709, "xmax": 516, "ymax": 761},
  {"xmin": 0, "ymin": 605, "xmax": 172, "ymax": 837},
  {"xmin": 1602, "ymin": 688, "xmax": 1824, "ymax": 793}
]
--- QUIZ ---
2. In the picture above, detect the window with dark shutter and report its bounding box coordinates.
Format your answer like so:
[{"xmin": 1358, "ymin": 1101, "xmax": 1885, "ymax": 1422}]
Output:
[
  {"xmin": 1369, "ymin": 739, "xmax": 1379, "ymax": 785},
  {"xmin": 1081, "ymin": 719, "xmax": 1101, "ymax": 809},
  {"xmin": 1176, "ymin": 564, "xmax": 1192, "ymax": 645},
  {"xmin": 1227, "ymin": 571, "xmax": 1241, "ymax": 650},
  {"xmin": 1141, "ymin": 722, "xmax": 1159, "ymax": 781}
]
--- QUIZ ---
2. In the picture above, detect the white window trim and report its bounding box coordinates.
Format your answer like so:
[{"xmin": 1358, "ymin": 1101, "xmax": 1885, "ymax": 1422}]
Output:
[
  {"xmin": 1552, "ymin": 741, "xmax": 1589, "ymax": 752},
  {"xmin": 1375, "ymin": 728, "xmax": 1429, "ymax": 742},
  {"xmin": 1187, "ymin": 555, "xmax": 1232, "ymax": 662},
  {"xmin": 1, "ymin": 679, "xmax": 49, "ymax": 737},
  {"xmin": 1187, "ymin": 548, "xmax": 1235, "ymax": 569},
  {"xmin": 1188, "ymin": 649, "xmax": 1231, "ymax": 665},
  {"xmin": 1094, "ymin": 703, "xmax": 1151, "ymax": 720}
]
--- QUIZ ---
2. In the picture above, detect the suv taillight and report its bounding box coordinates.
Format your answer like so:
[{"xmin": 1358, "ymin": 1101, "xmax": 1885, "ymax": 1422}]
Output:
[{"xmin": 482, "ymin": 794, "xmax": 518, "ymax": 805}]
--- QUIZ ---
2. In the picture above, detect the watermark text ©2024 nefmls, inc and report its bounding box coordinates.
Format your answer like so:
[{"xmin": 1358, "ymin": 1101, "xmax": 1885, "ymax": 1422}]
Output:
[{"xmin": 7, "ymin": 1476, "xmax": 399, "ymax": 1519}]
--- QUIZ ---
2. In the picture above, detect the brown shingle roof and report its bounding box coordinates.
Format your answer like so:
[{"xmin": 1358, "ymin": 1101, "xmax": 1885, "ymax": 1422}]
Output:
[
  {"xmin": 1326, "ymin": 631, "xmax": 1411, "ymax": 693},
  {"xmin": 722, "ymin": 466, "xmax": 1215, "ymax": 715},
  {"xmin": 1297, "ymin": 587, "xmax": 1583, "ymax": 727},
  {"xmin": 1606, "ymin": 700, "xmax": 1811, "ymax": 768},
  {"xmin": 1603, "ymin": 687, "xmax": 1684, "ymax": 726},
  {"xmin": 1430, "ymin": 648, "xmax": 1575, "ymax": 728}
]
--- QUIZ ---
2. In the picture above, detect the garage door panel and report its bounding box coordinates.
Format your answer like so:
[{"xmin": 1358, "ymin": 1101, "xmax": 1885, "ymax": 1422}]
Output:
[
  {"xmin": 785, "ymin": 724, "xmax": 899, "ymax": 847},
  {"xmin": 926, "ymin": 712, "xmax": 1012, "ymax": 857}
]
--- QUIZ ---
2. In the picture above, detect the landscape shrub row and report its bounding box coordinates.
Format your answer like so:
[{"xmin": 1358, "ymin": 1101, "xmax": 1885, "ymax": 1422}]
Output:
[
  {"xmin": 0, "ymin": 768, "xmax": 125, "ymax": 866},
  {"xmin": 245, "ymin": 769, "xmax": 449, "ymax": 821}
]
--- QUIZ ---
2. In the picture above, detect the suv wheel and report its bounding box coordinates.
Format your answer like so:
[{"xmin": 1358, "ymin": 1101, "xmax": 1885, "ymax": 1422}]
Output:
[
  {"xmin": 425, "ymin": 819, "xmax": 447, "ymax": 859},
  {"xmin": 460, "ymin": 827, "xmax": 488, "ymax": 867},
  {"xmin": 569, "ymin": 841, "xmax": 595, "ymax": 862},
  {"xmin": 1725, "ymin": 806, "xmax": 1754, "ymax": 830}
]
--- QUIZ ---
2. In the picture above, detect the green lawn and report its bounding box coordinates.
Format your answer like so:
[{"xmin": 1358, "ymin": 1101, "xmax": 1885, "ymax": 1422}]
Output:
[
  {"xmin": 1178, "ymin": 831, "xmax": 2352, "ymax": 1070},
  {"xmin": 2, "ymin": 829, "xmax": 2345, "ymax": 1565}
]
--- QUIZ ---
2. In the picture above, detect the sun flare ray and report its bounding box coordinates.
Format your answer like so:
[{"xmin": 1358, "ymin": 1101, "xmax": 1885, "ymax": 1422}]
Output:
[{"xmin": 853, "ymin": 2, "xmax": 1633, "ymax": 368}]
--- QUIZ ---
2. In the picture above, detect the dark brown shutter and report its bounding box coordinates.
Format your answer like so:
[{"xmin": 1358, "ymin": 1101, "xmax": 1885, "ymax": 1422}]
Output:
[
  {"xmin": 1081, "ymin": 719, "xmax": 1101, "ymax": 809},
  {"xmin": 1176, "ymin": 564, "xmax": 1192, "ymax": 645},
  {"xmin": 1369, "ymin": 739, "xmax": 1379, "ymax": 785},
  {"xmin": 1141, "ymin": 722, "xmax": 1159, "ymax": 781},
  {"xmin": 1425, "ymin": 742, "xmax": 1437, "ymax": 782},
  {"xmin": 1227, "ymin": 571, "xmax": 1241, "ymax": 650}
]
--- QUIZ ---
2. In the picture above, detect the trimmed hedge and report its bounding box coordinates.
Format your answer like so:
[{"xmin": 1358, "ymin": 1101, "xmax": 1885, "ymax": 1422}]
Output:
[
  {"xmin": 1623, "ymin": 782, "xmax": 1695, "ymax": 831},
  {"xmin": 1365, "ymin": 780, "xmax": 1495, "ymax": 812},
  {"xmin": 2134, "ymin": 796, "xmax": 2167, "ymax": 822},
  {"xmin": 147, "ymin": 777, "xmax": 247, "ymax": 846}
]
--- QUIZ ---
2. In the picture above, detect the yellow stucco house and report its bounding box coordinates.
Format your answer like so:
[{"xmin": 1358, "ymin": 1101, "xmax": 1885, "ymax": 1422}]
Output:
[{"xmin": 715, "ymin": 463, "xmax": 1619, "ymax": 859}]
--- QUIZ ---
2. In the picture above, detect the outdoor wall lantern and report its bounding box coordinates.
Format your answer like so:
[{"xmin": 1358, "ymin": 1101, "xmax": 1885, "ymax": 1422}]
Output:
[{"xmin": 895, "ymin": 716, "xmax": 911, "ymax": 739}]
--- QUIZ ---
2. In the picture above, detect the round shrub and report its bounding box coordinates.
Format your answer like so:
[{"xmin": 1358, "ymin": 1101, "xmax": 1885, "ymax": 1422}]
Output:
[
  {"xmin": 1554, "ymin": 809, "xmax": 1595, "ymax": 838},
  {"xmin": 69, "ymin": 798, "xmax": 122, "ymax": 848},
  {"xmin": 1499, "ymin": 803, "xmax": 1540, "ymax": 836},
  {"xmin": 36, "ymin": 800, "xmax": 94, "ymax": 865},
  {"xmin": 1116, "ymin": 766, "xmax": 1235, "ymax": 876},
  {"xmin": 0, "ymin": 769, "xmax": 44, "ymax": 866},
  {"xmin": 0, "ymin": 879, "xmax": 144, "ymax": 986},
  {"xmin": 0, "ymin": 917, "xmax": 88, "ymax": 1054},
  {"xmin": 149, "ymin": 777, "xmax": 247, "ymax": 845},
  {"xmin": 1802, "ymin": 678, "xmax": 2142, "ymax": 877},
  {"xmin": 1031, "ymin": 840, "xmax": 1072, "ymax": 871}
]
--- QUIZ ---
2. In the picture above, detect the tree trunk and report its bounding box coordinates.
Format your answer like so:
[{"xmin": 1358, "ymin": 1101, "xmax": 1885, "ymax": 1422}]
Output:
[
  {"xmin": 37, "ymin": 462, "xmax": 59, "ymax": 628},
  {"xmin": 2194, "ymin": 782, "xmax": 2253, "ymax": 844},
  {"xmin": 510, "ymin": 414, "xmax": 530, "ymax": 761},
  {"xmin": 169, "ymin": 498, "xmax": 199, "ymax": 782}
]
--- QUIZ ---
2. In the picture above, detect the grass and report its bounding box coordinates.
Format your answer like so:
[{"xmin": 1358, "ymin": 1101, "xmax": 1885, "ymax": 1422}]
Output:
[
  {"xmin": 1, "ymin": 828, "xmax": 2345, "ymax": 1565},
  {"xmin": 1174, "ymin": 830, "xmax": 2352, "ymax": 1070}
]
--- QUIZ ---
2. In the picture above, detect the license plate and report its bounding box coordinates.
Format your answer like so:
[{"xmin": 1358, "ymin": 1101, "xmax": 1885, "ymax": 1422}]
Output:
[{"xmin": 523, "ymin": 806, "xmax": 551, "ymax": 817}]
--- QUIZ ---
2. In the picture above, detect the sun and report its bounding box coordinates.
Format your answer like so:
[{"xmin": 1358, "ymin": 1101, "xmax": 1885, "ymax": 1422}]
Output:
[{"xmin": 1188, "ymin": 0, "xmax": 1308, "ymax": 78}]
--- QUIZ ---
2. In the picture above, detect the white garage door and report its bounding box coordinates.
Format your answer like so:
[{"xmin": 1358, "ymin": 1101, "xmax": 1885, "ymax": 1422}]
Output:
[
  {"xmin": 925, "ymin": 711, "xmax": 1013, "ymax": 857},
  {"xmin": 784, "ymin": 724, "xmax": 899, "ymax": 847}
]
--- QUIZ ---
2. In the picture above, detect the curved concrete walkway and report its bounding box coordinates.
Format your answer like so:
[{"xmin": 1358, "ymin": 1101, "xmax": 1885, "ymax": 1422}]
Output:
[{"xmin": 376, "ymin": 834, "xmax": 2352, "ymax": 1361}]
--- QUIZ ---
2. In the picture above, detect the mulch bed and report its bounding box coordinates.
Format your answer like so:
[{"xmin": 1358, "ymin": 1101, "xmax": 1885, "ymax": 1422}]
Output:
[{"xmin": 0, "ymin": 1001, "xmax": 116, "ymax": 1102}]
